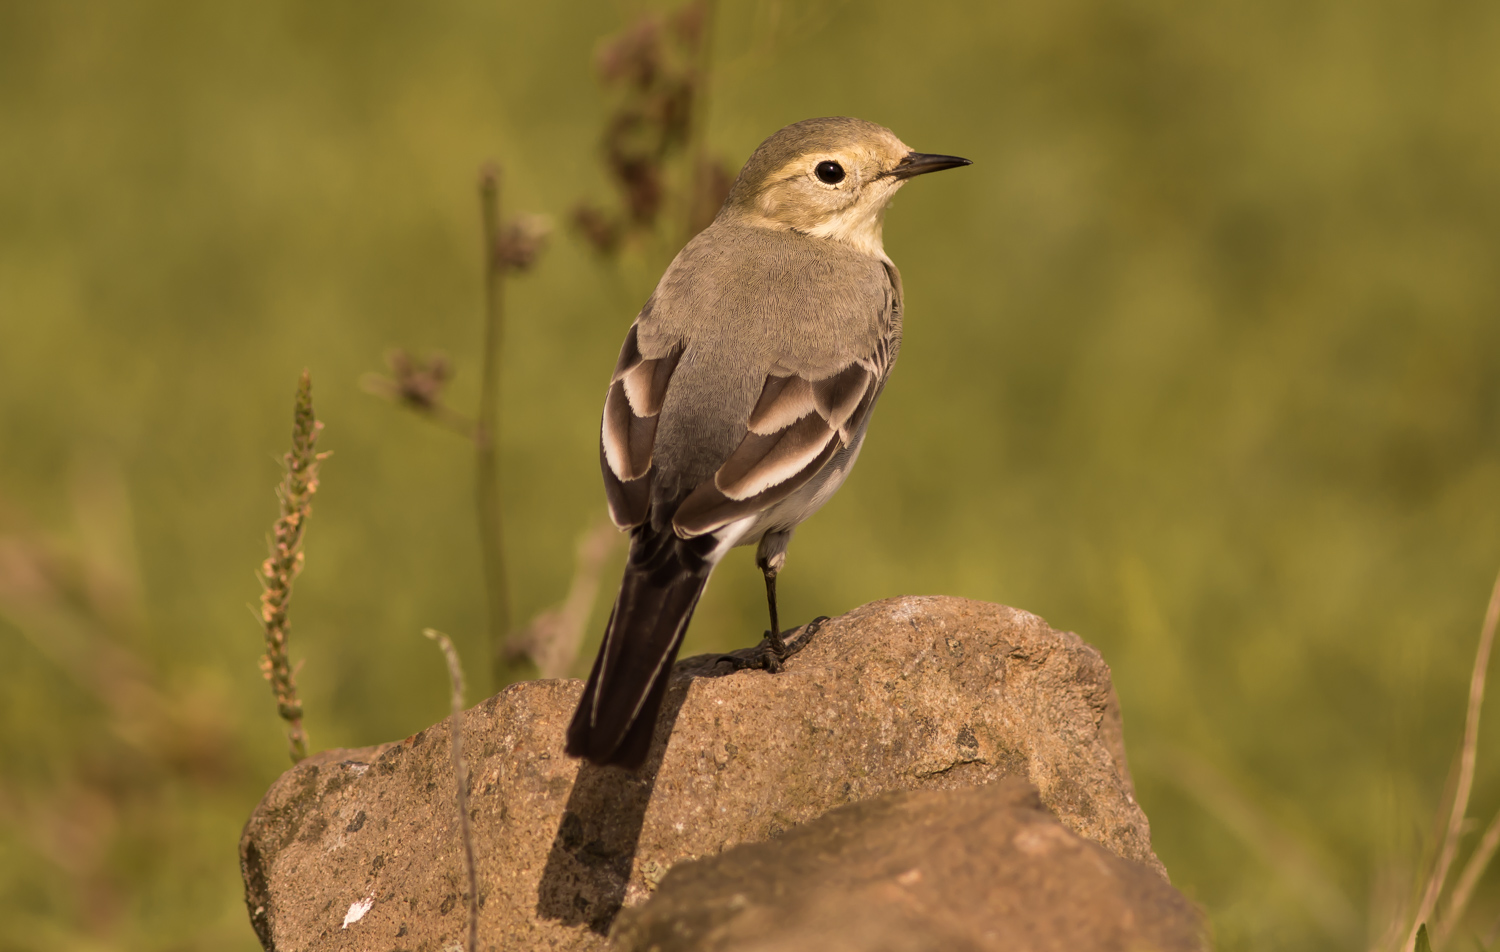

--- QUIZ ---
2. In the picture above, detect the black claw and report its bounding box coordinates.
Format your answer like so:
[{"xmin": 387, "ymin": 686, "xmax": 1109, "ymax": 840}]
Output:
[
  {"xmin": 716, "ymin": 616, "xmax": 829, "ymax": 673},
  {"xmin": 766, "ymin": 627, "xmax": 788, "ymax": 656},
  {"xmin": 711, "ymin": 652, "xmax": 753, "ymax": 671},
  {"xmin": 759, "ymin": 635, "xmax": 784, "ymax": 673},
  {"xmin": 782, "ymin": 615, "xmax": 827, "ymax": 661}
]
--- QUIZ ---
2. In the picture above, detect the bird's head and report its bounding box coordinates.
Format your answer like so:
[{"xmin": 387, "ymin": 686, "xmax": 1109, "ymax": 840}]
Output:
[{"xmin": 719, "ymin": 117, "xmax": 970, "ymax": 257}]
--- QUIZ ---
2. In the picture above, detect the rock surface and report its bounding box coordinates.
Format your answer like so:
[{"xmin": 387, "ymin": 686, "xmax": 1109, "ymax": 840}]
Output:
[
  {"xmin": 612, "ymin": 779, "xmax": 1204, "ymax": 952},
  {"xmin": 240, "ymin": 596, "xmax": 1179, "ymax": 951}
]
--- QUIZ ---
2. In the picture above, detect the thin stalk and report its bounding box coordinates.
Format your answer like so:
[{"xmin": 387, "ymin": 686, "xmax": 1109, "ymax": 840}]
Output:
[
  {"xmin": 476, "ymin": 164, "xmax": 513, "ymax": 687},
  {"xmin": 502, "ymin": 519, "xmax": 620, "ymax": 680},
  {"xmin": 1433, "ymin": 567, "xmax": 1500, "ymax": 944},
  {"xmin": 258, "ymin": 370, "xmax": 325, "ymax": 763},
  {"xmin": 1441, "ymin": 808, "xmax": 1500, "ymax": 943},
  {"xmin": 1404, "ymin": 566, "xmax": 1500, "ymax": 951},
  {"xmin": 424, "ymin": 629, "xmax": 479, "ymax": 952},
  {"xmin": 682, "ymin": 0, "xmax": 720, "ymax": 244}
]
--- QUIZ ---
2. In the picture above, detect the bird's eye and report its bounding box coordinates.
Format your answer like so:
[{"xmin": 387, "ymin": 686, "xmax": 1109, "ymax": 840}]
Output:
[{"xmin": 814, "ymin": 160, "xmax": 846, "ymax": 185}]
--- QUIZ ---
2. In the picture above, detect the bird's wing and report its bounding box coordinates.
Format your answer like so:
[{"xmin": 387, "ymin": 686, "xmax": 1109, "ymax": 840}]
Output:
[
  {"xmin": 669, "ymin": 356, "xmax": 884, "ymax": 536},
  {"xmin": 601, "ymin": 261, "xmax": 901, "ymax": 538},
  {"xmin": 600, "ymin": 322, "xmax": 684, "ymax": 529}
]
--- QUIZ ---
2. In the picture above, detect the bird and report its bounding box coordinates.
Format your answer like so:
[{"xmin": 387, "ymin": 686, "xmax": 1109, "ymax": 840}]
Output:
[{"xmin": 565, "ymin": 116, "xmax": 970, "ymax": 770}]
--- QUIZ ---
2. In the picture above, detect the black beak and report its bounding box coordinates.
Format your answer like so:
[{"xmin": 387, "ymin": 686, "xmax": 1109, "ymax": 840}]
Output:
[{"xmin": 887, "ymin": 152, "xmax": 973, "ymax": 180}]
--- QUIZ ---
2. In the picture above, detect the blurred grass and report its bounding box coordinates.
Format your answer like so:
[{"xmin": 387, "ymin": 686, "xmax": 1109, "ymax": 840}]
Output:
[{"xmin": 1, "ymin": 0, "xmax": 1498, "ymax": 948}]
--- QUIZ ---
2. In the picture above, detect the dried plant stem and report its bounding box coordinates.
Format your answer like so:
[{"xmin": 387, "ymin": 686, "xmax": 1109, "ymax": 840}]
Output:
[
  {"xmin": 258, "ymin": 370, "xmax": 326, "ymax": 763},
  {"xmin": 503, "ymin": 519, "xmax": 621, "ymax": 679},
  {"xmin": 1404, "ymin": 566, "xmax": 1500, "ymax": 951},
  {"xmin": 1432, "ymin": 567, "xmax": 1500, "ymax": 944},
  {"xmin": 476, "ymin": 164, "xmax": 513, "ymax": 687},
  {"xmin": 683, "ymin": 0, "xmax": 719, "ymax": 241},
  {"xmin": 1442, "ymin": 808, "xmax": 1500, "ymax": 943},
  {"xmin": 424, "ymin": 629, "xmax": 479, "ymax": 952}
]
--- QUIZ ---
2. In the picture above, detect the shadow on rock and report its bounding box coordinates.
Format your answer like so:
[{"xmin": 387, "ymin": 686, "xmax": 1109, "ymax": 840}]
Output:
[{"xmin": 535, "ymin": 673, "xmax": 693, "ymax": 934}]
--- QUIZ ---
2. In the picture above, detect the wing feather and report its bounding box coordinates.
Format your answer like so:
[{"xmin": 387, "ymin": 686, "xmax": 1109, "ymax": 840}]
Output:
[
  {"xmin": 611, "ymin": 323, "xmax": 643, "ymax": 377},
  {"xmin": 673, "ymin": 437, "xmax": 843, "ymax": 537},
  {"xmin": 671, "ymin": 361, "xmax": 879, "ymax": 537},
  {"xmin": 602, "ymin": 441, "xmax": 652, "ymax": 529},
  {"xmin": 716, "ymin": 412, "xmax": 836, "ymax": 500},
  {"xmin": 601, "ymin": 382, "xmax": 637, "ymax": 478},
  {"xmin": 747, "ymin": 376, "xmax": 817, "ymax": 435},
  {"xmin": 601, "ymin": 325, "xmax": 683, "ymax": 529},
  {"xmin": 812, "ymin": 364, "xmax": 872, "ymax": 436}
]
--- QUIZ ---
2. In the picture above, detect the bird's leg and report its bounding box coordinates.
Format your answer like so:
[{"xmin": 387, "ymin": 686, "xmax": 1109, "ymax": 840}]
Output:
[
  {"xmin": 710, "ymin": 532, "xmax": 829, "ymax": 672},
  {"xmin": 763, "ymin": 562, "xmax": 786, "ymax": 657},
  {"xmin": 754, "ymin": 571, "xmax": 828, "ymax": 671},
  {"xmin": 755, "ymin": 531, "xmax": 793, "ymax": 671},
  {"xmin": 754, "ymin": 532, "xmax": 832, "ymax": 671}
]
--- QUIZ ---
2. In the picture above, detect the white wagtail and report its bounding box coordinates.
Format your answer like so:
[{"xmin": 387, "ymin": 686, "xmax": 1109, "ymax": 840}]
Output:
[{"xmin": 566, "ymin": 117, "xmax": 970, "ymax": 769}]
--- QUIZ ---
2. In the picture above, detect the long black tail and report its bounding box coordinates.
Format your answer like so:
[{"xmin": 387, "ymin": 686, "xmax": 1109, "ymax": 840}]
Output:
[{"xmin": 565, "ymin": 524, "xmax": 714, "ymax": 770}]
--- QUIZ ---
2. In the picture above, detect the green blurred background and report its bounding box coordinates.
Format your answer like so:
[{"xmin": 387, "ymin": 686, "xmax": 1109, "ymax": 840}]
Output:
[{"xmin": 2, "ymin": 0, "xmax": 1499, "ymax": 948}]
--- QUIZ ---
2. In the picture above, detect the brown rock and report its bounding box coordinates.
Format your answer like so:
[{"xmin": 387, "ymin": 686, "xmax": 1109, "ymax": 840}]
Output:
[
  {"xmin": 611, "ymin": 779, "xmax": 1205, "ymax": 952},
  {"xmin": 240, "ymin": 596, "xmax": 1171, "ymax": 951}
]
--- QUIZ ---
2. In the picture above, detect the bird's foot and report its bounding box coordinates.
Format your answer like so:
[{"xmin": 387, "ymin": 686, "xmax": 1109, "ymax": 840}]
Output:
[{"xmin": 713, "ymin": 616, "xmax": 829, "ymax": 673}]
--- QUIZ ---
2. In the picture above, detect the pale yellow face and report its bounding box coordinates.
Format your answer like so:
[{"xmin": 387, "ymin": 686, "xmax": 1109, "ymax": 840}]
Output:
[{"xmin": 743, "ymin": 129, "xmax": 914, "ymax": 258}]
